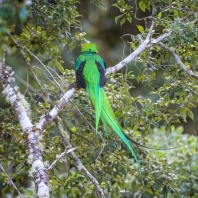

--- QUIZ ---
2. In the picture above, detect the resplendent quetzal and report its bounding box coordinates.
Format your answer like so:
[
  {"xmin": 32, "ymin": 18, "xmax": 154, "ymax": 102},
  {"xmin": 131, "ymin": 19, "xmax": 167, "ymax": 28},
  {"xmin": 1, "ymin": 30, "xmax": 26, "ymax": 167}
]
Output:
[{"xmin": 74, "ymin": 43, "xmax": 143, "ymax": 184}]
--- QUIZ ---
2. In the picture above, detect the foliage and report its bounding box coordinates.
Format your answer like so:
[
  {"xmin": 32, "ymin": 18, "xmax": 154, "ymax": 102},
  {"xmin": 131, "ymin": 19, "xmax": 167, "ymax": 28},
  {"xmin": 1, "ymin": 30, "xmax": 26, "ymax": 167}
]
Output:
[
  {"xmin": 150, "ymin": 126, "xmax": 198, "ymax": 198},
  {"xmin": 0, "ymin": 0, "xmax": 198, "ymax": 198}
]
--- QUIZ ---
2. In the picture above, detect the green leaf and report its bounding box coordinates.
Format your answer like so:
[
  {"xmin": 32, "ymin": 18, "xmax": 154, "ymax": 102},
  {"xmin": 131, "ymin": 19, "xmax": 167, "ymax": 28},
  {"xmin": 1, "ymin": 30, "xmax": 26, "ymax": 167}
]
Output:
[
  {"xmin": 176, "ymin": 126, "xmax": 184, "ymax": 134},
  {"xmin": 153, "ymin": 178, "xmax": 163, "ymax": 191},
  {"xmin": 48, "ymin": 60, "xmax": 54, "ymax": 67},
  {"xmin": 72, "ymin": 187, "xmax": 79, "ymax": 197},
  {"xmin": 127, "ymin": 16, "xmax": 132, "ymax": 23},
  {"xmin": 120, "ymin": 17, "xmax": 126, "ymax": 26},
  {"xmin": 120, "ymin": 0, "xmax": 125, "ymax": 7},
  {"xmin": 191, "ymin": 53, "xmax": 197, "ymax": 68},
  {"xmin": 174, "ymin": 20, "xmax": 179, "ymax": 29},
  {"xmin": 139, "ymin": 1, "xmax": 146, "ymax": 12},
  {"xmin": 180, "ymin": 107, "xmax": 194, "ymax": 122},
  {"xmin": 112, "ymin": 3, "xmax": 120, "ymax": 9},
  {"xmin": 2, "ymin": 185, "xmax": 8, "ymax": 195},
  {"xmin": 136, "ymin": 25, "xmax": 144, "ymax": 33},
  {"xmin": 168, "ymin": 89, "xmax": 175, "ymax": 99},
  {"xmin": 173, "ymin": 10, "xmax": 178, "ymax": 18},
  {"xmin": 69, "ymin": 40, "xmax": 76, "ymax": 51},
  {"xmin": 54, "ymin": 61, "xmax": 64, "ymax": 73},
  {"xmin": 180, "ymin": 107, "xmax": 187, "ymax": 122},
  {"xmin": 71, "ymin": 126, "xmax": 77, "ymax": 132},
  {"xmin": 158, "ymin": 12, "xmax": 162, "ymax": 18},
  {"xmin": 186, "ymin": 108, "xmax": 194, "ymax": 120},
  {"xmin": 128, "ymin": 41, "xmax": 136, "ymax": 50},
  {"xmin": 114, "ymin": 14, "xmax": 124, "ymax": 25},
  {"xmin": 162, "ymin": 185, "xmax": 168, "ymax": 198}
]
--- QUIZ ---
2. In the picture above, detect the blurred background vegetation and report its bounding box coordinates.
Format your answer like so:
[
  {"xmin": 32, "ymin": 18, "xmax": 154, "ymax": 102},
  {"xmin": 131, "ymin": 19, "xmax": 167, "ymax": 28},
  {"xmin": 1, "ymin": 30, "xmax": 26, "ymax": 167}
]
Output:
[{"xmin": 0, "ymin": 0, "xmax": 198, "ymax": 197}]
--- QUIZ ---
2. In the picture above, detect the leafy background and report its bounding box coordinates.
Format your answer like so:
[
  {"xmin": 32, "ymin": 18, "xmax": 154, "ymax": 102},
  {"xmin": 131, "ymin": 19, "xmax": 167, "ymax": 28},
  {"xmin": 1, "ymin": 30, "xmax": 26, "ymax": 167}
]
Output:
[{"xmin": 0, "ymin": 0, "xmax": 198, "ymax": 197}]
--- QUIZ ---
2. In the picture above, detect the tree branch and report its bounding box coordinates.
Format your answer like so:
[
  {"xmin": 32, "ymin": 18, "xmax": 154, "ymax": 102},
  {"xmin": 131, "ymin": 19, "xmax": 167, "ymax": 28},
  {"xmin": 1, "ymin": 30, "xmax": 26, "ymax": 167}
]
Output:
[
  {"xmin": 105, "ymin": 20, "xmax": 155, "ymax": 75},
  {"xmin": 106, "ymin": 10, "xmax": 197, "ymax": 75},
  {"xmin": 0, "ymin": 164, "xmax": 24, "ymax": 198},
  {"xmin": 0, "ymin": 61, "xmax": 49, "ymax": 198},
  {"xmin": 157, "ymin": 42, "xmax": 198, "ymax": 79},
  {"xmin": 54, "ymin": 118, "xmax": 106, "ymax": 198},
  {"xmin": 36, "ymin": 86, "xmax": 76, "ymax": 130},
  {"xmin": 47, "ymin": 148, "xmax": 76, "ymax": 171}
]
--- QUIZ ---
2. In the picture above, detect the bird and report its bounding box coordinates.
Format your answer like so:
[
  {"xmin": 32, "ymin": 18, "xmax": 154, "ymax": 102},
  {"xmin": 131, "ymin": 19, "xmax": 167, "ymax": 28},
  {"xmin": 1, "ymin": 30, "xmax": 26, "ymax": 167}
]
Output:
[{"xmin": 74, "ymin": 43, "xmax": 144, "ymax": 185}]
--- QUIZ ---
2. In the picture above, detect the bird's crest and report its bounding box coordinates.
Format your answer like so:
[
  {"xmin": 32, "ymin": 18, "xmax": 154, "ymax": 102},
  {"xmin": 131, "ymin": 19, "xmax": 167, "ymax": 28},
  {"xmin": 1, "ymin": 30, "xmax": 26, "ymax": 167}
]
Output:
[{"xmin": 81, "ymin": 43, "xmax": 98, "ymax": 53}]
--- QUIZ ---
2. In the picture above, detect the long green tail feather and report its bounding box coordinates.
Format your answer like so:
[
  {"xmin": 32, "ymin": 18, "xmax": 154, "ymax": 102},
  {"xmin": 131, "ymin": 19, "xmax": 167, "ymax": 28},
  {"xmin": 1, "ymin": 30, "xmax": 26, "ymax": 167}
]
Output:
[
  {"xmin": 86, "ymin": 83, "xmax": 102, "ymax": 132},
  {"xmin": 86, "ymin": 83, "xmax": 143, "ymax": 184},
  {"xmin": 101, "ymin": 89, "xmax": 144, "ymax": 185}
]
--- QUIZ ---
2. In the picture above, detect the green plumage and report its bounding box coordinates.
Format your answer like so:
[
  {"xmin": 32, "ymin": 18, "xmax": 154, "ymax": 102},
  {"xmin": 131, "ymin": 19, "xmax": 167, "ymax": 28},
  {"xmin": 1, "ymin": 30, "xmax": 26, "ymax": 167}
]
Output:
[
  {"xmin": 75, "ymin": 51, "xmax": 105, "ymax": 132},
  {"xmin": 74, "ymin": 43, "xmax": 144, "ymax": 185}
]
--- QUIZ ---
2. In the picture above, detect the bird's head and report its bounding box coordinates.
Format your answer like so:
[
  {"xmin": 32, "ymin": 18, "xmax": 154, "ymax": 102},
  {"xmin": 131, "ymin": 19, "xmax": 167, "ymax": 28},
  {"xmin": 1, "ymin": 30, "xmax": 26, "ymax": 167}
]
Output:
[{"xmin": 81, "ymin": 43, "xmax": 98, "ymax": 53}]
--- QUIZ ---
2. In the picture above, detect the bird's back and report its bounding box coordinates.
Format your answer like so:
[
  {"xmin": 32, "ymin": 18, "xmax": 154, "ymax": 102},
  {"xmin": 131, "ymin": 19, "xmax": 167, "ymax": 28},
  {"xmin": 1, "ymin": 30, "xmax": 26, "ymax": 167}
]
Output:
[
  {"xmin": 75, "ymin": 52, "xmax": 105, "ymax": 86},
  {"xmin": 83, "ymin": 59, "xmax": 100, "ymax": 86}
]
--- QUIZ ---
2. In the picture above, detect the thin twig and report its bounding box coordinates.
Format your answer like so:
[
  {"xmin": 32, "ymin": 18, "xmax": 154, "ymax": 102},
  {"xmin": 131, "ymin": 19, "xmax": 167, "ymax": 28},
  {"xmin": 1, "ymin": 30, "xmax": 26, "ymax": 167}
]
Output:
[
  {"xmin": 14, "ymin": 73, "xmax": 46, "ymax": 99},
  {"xmin": 0, "ymin": 164, "xmax": 24, "ymax": 198},
  {"xmin": 7, "ymin": 33, "xmax": 53, "ymax": 104},
  {"xmin": 24, "ymin": 47, "xmax": 66, "ymax": 91},
  {"xmin": 47, "ymin": 148, "xmax": 76, "ymax": 171},
  {"xmin": 158, "ymin": 42, "xmax": 198, "ymax": 80}
]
